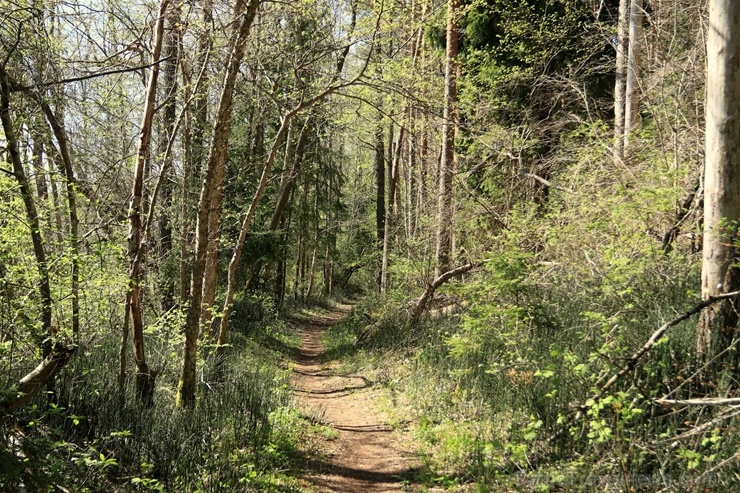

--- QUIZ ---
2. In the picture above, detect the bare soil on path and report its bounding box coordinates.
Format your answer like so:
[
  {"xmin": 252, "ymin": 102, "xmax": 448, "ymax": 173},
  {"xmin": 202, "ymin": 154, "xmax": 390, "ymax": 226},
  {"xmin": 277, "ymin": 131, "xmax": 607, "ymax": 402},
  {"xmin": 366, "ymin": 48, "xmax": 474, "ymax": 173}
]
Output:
[{"xmin": 291, "ymin": 304, "xmax": 421, "ymax": 493}]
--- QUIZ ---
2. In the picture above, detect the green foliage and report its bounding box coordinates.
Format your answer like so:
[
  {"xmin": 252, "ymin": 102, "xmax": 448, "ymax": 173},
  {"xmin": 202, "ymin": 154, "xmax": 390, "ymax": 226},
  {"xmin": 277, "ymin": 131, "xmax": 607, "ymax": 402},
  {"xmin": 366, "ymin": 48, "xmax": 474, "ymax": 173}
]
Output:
[{"xmin": 0, "ymin": 312, "xmax": 307, "ymax": 491}]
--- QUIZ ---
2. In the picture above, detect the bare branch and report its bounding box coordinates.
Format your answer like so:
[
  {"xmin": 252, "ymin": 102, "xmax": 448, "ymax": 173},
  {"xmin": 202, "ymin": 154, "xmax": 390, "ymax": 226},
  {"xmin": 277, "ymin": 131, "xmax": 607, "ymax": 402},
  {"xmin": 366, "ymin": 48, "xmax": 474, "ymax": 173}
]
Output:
[
  {"xmin": 548, "ymin": 290, "xmax": 740, "ymax": 444},
  {"xmin": 656, "ymin": 397, "xmax": 740, "ymax": 407},
  {"xmin": 9, "ymin": 57, "xmax": 173, "ymax": 92}
]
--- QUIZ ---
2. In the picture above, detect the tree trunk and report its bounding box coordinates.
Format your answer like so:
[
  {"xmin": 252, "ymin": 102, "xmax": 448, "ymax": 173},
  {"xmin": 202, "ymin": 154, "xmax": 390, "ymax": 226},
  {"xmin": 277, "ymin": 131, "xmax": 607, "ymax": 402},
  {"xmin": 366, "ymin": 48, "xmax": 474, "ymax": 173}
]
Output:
[
  {"xmin": 381, "ymin": 124, "xmax": 404, "ymax": 293},
  {"xmin": 623, "ymin": 0, "xmax": 642, "ymax": 159},
  {"xmin": 199, "ymin": 182, "xmax": 222, "ymax": 336},
  {"xmin": 323, "ymin": 170, "xmax": 334, "ymax": 294},
  {"xmin": 126, "ymin": 0, "xmax": 169, "ymax": 406},
  {"xmin": 374, "ymin": 121, "xmax": 385, "ymax": 292},
  {"xmin": 407, "ymin": 107, "xmax": 418, "ymax": 241},
  {"xmin": 180, "ymin": 0, "xmax": 212, "ymax": 304},
  {"xmin": 30, "ymin": 116, "xmax": 48, "ymax": 202},
  {"xmin": 698, "ymin": 0, "xmax": 740, "ymax": 361},
  {"xmin": 0, "ymin": 69, "xmax": 53, "ymax": 356},
  {"xmin": 13, "ymin": 82, "xmax": 82, "ymax": 342},
  {"xmin": 39, "ymin": 101, "xmax": 80, "ymax": 340},
  {"xmin": 158, "ymin": 5, "xmax": 180, "ymax": 312},
  {"xmin": 435, "ymin": 0, "xmax": 459, "ymax": 277},
  {"xmin": 178, "ymin": 0, "xmax": 261, "ymax": 408},
  {"xmin": 275, "ymin": 212, "xmax": 290, "ymax": 306},
  {"xmin": 0, "ymin": 342, "xmax": 74, "ymax": 420},
  {"xmin": 214, "ymin": 114, "xmax": 291, "ymax": 359},
  {"xmin": 613, "ymin": 0, "xmax": 629, "ymax": 166}
]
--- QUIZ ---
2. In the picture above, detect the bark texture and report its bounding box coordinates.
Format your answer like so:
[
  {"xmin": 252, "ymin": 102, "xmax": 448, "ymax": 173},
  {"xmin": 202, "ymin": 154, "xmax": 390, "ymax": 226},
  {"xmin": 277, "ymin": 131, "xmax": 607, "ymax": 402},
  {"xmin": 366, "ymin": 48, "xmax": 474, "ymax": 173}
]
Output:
[
  {"xmin": 623, "ymin": 0, "xmax": 642, "ymax": 158},
  {"xmin": 126, "ymin": 0, "xmax": 169, "ymax": 406},
  {"xmin": 698, "ymin": 0, "xmax": 740, "ymax": 359}
]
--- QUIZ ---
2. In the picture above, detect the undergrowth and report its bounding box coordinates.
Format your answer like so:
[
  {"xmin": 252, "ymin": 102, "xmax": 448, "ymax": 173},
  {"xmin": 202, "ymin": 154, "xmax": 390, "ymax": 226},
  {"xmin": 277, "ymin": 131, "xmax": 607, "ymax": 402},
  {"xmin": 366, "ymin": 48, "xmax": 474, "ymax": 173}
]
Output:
[
  {"xmin": 328, "ymin": 245, "xmax": 740, "ymax": 492},
  {"xmin": 0, "ymin": 294, "xmax": 310, "ymax": 492}
]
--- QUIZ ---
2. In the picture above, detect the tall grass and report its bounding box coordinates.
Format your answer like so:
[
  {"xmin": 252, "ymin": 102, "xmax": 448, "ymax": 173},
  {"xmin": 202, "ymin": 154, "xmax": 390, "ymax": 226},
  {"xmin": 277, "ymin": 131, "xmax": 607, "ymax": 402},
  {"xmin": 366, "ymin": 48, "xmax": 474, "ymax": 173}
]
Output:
[{"xmin": 1, "ymin": 296, "xmax": 304, "ymax": 492}]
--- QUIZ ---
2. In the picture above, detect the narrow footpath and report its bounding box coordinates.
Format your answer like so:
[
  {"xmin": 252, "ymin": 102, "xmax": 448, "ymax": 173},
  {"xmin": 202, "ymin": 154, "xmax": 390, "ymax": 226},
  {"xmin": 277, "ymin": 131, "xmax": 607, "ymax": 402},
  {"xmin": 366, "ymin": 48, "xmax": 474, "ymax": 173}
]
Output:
[{"xmin": 291, "ymin": 304, "xmax": 421, "ymax": 493}]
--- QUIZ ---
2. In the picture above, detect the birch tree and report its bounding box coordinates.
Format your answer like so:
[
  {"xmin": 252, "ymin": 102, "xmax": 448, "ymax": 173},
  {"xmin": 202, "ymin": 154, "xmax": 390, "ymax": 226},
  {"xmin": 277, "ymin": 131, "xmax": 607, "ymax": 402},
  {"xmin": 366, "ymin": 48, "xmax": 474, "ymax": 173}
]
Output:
[
  {"xmin": 622, "ymin": 0, "xmax": 642, "ymax": 159},
  {"xmin": 613, "ymin": 0, "xmax": 629, "ymax": 165}
]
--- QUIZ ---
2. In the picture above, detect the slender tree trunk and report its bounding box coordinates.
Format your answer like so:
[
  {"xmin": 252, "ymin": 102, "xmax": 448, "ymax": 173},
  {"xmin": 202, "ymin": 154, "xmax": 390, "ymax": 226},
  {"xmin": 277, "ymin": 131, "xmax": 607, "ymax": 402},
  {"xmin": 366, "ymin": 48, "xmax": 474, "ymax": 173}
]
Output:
[
  {"xmin": 381, "ymin": 124, "xmax": 404, "ymax": 293},
  {"xmin": 698, "ymin": 0, "xmax": 740, "ymax": 360},
  {"xmin": 298, "ymin": 179, "xmax": 310, "ymax": 301},
  {"xmin": 623, "ymin": 0, "xmax": 642, "ymax": 159},
  {"xmin": 275, "ymin": 193, "xmax": 293, "ymax": 307},
  {"xmin": 199, "ymin": 183, "xmax": 222, "ymax": 334},
  {"xmin": 271, "ymin": 118, "xmax": 310, "ymax": 230},
  {"xmin": 158, "ymin": 5, "xmax": 180, "ymax": 312},
  {"xmin": 374, "ymin": 122, "xmax": 385, "ymax": 292},
  {"xmin": 0, "ymin": 68, "xmax": 53, "ymax": 356},
  {"xmin": 245, "ymin": 115, "xmax": 309, "ymax": 295},
  {"xmin": 435, "ymin": 0, "xmax": 459, "ymax": 277},
  {"xmin": 275, "ymin": 212, "xmax": 289, "ymax": 306},
  {"xmin": 613, "ymin": 0, "xmax": 629, "ymax": 166},
  {"xmin": 181, "ymin": 103, "xmax": 193, "ymax": 303},
  {"xmin": 373, "ymin": 22, "xmax": 386, "ymax": 292},
  {"xmin": 36, "ymin": 99, "xmax": 80, "ymax": 340},
  {"xmin": 419, "ymin": 117, "xmax": 428, "ymax": 216},
  {"xmin": 46, "ymin": 148, "xmax": 64, "ymax": 242},
  {"xmin": 323, "ymin": 170, "xmax": 334, "ymax": 295},
  {"xmin": 178, "ymin": 0, "xmax": 261, "ymax": 408},
  {"xmin": 407, "ymin": 107, "xmax": 418, "ymax": 241},
  {"xmin": 11, "ymin": 81, "xmax": 82, "ymax": 343},
  {"xmin": 214, "ymin": 114, "xmax": 291, "ymax": 359},
  {"xmin": 30, "ymin": 117, "xmax": 48, "ymax": 202},
  {"xmin": 180, "ymin": 0, "xmax": 212, "ymax": 304},
  {"xmin": 126, "ymin": 0, "xmax": 169, "ymax": 406},
  {"xmin": 306, "ymin": 225, "xmax": 318, "ymax": 300}
]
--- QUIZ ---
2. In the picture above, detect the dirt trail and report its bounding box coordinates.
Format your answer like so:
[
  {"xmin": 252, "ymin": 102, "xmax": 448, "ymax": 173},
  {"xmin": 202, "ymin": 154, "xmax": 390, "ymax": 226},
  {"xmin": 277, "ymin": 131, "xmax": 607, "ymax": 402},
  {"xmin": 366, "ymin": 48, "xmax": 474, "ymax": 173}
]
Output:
[{"xmin": 291, "ymin": 304, "xmax": 420, "ymax": 493}]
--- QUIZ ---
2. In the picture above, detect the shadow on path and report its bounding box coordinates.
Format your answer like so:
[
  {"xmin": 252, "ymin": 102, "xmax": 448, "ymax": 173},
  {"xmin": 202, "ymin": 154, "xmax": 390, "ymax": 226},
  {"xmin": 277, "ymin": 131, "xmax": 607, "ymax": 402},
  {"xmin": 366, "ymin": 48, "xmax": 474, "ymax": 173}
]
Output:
[{"xmin": 291, "ymin": 304, "xmax": 422, "ymax": 493}]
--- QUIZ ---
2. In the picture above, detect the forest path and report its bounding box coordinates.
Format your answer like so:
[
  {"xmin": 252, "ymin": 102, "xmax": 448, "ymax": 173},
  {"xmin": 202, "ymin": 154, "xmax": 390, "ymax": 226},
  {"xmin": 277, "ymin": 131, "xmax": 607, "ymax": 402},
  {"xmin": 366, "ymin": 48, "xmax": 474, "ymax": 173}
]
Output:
[{"xmin": 291, "ymin": 303, "xmax": 421, "ymax": 493}]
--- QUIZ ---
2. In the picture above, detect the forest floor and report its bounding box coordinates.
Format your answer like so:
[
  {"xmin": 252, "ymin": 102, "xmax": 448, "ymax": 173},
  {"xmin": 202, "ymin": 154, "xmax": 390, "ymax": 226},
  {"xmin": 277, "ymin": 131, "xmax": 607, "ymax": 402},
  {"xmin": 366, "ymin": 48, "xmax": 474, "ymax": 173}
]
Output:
[{"xmin": 290, "ymin": 303, "xmax": 423, "ymax": 493}]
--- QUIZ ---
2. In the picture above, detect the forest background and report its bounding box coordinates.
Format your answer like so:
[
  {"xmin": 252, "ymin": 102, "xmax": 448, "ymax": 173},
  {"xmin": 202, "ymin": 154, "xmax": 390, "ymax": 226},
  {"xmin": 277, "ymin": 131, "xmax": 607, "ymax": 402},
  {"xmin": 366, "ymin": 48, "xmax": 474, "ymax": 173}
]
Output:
[{"xmin": 1, "ymin": 0, "xmax": 738, "ymax": 491}]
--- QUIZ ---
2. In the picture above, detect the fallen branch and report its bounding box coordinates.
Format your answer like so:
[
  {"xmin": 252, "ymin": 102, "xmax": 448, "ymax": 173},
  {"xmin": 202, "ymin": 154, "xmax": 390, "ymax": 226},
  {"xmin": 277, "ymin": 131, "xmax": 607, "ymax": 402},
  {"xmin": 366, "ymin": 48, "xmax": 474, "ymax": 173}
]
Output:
[
  {"xmin": 405, "ymin": 263, "xmax": 475, "ymax": 330},
  {"xmin": 665, "ymin": 407, "xmax": 740, "ymax": 452},
  {"xmin": 355, "ymin": 263, "xmax": 476, "ymax": 346},
  {"xmin": 548, "ymin": 290, "xmax": 740, "ymax": 444},
  {"xmin": 0, "ymin": 342, "xmax": 75, "ymax": 421},
  {"xmin": 656, "ymin": 397, "xmax": 740, "ymax": 407}
]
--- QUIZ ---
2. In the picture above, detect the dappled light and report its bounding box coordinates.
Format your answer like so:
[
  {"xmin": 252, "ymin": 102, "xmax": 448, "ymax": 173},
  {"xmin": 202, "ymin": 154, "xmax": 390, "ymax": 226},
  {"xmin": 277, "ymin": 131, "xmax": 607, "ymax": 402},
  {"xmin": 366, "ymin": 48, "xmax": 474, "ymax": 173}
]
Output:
[{"xmin": 1, "ymin": 0, "xmax": 737, "ymax": 491}]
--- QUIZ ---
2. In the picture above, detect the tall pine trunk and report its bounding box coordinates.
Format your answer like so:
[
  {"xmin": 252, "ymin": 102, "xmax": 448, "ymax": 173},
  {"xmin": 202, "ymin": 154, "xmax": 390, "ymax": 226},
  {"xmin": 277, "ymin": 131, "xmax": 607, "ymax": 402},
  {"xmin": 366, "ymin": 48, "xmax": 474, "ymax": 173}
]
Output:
[{"xmin": 435, "ymin": 0, "xmax": 458, "ymax": 277}]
